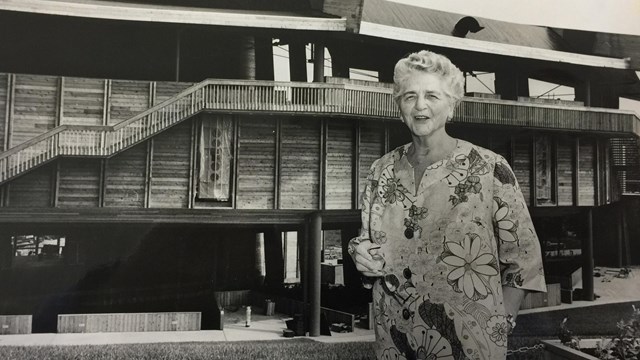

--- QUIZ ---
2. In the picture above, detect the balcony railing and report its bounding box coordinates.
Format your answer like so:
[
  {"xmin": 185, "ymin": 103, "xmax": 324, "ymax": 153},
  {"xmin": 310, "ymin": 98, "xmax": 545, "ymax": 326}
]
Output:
[{"xmin": 1, "ymin": 78, "xmax": 639, "ymax": 184}]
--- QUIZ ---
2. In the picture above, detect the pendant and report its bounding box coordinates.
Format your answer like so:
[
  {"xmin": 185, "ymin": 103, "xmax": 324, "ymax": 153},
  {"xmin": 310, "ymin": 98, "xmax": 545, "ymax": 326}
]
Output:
[{"xmin": 404, "ymin": 228, "xmax": 414, "ymax": 239}]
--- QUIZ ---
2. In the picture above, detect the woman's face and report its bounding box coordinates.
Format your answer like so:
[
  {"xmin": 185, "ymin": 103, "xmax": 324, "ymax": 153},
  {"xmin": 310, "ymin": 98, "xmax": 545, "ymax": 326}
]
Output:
[{"xmin": 397, "ymin": 71, "xmax": 455, "ymax": 139}]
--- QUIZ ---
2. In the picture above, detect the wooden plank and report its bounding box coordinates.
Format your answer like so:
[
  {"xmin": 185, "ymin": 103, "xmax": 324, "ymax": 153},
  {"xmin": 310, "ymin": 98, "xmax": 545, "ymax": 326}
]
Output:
[
  {"xmin": 0, "ymin": 315, "xmax": 32, "ymax": 334},
  {"xmin": 578, "ymin": 138, "xmax": 596, "ymax": 206},
  {"xmin": 103, "ymin": 143, "xmax": 147, "ymax": 208},
  {"xmin": 62, "ymin": 77, "xmax": 105, "ymax": 126},
  {"xmin": 325, "ymin": 120, "xmax": 353, "ymax": 210},
  {"xmin": 10, "ymin": 74, "xmax": 58, "ymax": 147},
  {"xmin": 237, "ymin": 117, "xmax": 277, "ymax": 209},
  {"xmin": 149, "ymin": 122, "xmax": 190, "ymax": 208},
  {"xmin": 57, "ymin": 158, "xmax": 101, "ymax": 208},
  {"xmin": 0, "ymin": 74, "xmax": 10, "ymax": 151},
  {"xmin": 7, "ymin": 162, "xmax": 53, "ymax": 207},
  {"xmin": 280, "ymin": 118, "xmax": 320, "ymax": 209},
  {"xmin": 57, "ymin": 312, "xmax": 200, "ymax": 333},
  {"xmin": 557, "ymin": 137, "xmax": 574, "ymax": 206},
  {"xmin": 108, "ymin": 80, "xmax": 150, "ymax": 125}
]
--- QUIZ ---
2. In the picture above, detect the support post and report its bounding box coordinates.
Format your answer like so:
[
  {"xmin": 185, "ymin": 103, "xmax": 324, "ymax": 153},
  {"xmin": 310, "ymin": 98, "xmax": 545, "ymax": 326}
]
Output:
[
  {"xmin": 582, "ymin": 208, "xmax": 595, "ymax": 301},
  {"xmin": 313, "ymin": 43, "xmax": 324, "ymax": 82},
  {"xmin": 308, "ymin": 211, "xmax": 322, "ymax": 337}
]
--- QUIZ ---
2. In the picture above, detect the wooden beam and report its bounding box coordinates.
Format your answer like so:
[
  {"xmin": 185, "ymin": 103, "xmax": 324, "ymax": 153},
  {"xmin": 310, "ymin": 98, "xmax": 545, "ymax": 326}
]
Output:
[
  {"xmin": 531, "ymin": 134, "xmax": 537, "ymax": 207},
  {"xmin": 6, "ymin": 74, "xmax": 15, "ymax": 149},
  {"xmin": 574, "ymin": 137, "xmax": 580, "ymax": 206},
  {"xmin": 359, "ymin": 22, "xmax": 630, "ymax": 70},
  {"xmin": 98, "ymin": 159, "xmax": 106, "ymax": 208},
  {"xmin": 56, "ymin": 77, "xmax": 64, "ymax": 126},
  {"xmin": 2, "ymin": 74, "xmax": 11, "ymax": 151},
  {"xmin": 553, "ymin": 136, "xmax": 559, "ymax": 206},
  {"xmin": 274, "ymin": 118, "xmax": 282, "ymax": 210},
  {"xmin": 595, "ymin": 138, "xmax": 601, "ymax": 206},
  {"xmin": 581, "ymin": 208, "xmax": 595, "ymax": 301},
  {"xmin": 232, "ymin": 117, "xmax": 239, "ymax": 209},
  {"xmin": 103, "ymin": 79, "xmax": 111, "ymax": 126},
  {"xmin": 308, "ymin": 212, "xmax": 322, "ymax": 337},
  {"xmin": 52, "ymin": 161, "xmax": 60, "ymax": 208},
  {"xmin": 353, "ymin": 120, "xmax": 360, "ymax": 209},
  {"xmin": 188, "ymin": 119, "xmax": 196, "ymax": 209},
  {"xmin": 319, "ymin": 119, "xmax": 327, "ymax": 210},
  {"xmin": 144, "ymin": 139, "xmax": 153, "ymax": 208},
  {"xmin": 175, "ymin": 29, "xmax": 181, "ymax": 83},
  {"xmin": 313, "ymin": 43, "xmax": 325, "ymax": 83},
  {"xmin": 0, "ymin": 0, "xmax": 347, "ymax": 31}
]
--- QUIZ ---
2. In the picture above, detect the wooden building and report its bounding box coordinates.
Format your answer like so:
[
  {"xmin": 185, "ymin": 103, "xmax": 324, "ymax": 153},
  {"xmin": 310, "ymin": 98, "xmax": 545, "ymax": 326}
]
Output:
[{"xmin": 0, "ymin": 0, "xmax": 639, "ymax": 334}]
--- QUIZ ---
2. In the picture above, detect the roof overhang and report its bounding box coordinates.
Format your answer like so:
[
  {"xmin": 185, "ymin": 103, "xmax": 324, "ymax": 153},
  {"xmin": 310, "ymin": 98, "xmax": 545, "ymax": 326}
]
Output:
[
  {"xmin": 0, "ymin": 0, "xmax": 347, "ymax": 31},
  {"xmin": 358, "ymin": 21, "xmax": 631, "ymax": 70}
]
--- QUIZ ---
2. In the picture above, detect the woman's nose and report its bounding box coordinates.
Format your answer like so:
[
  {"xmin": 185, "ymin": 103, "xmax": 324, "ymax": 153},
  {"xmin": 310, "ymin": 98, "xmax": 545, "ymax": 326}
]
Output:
[{"xmin": 415, "ymin": 95, "xmax": 428, "ymax": 110}]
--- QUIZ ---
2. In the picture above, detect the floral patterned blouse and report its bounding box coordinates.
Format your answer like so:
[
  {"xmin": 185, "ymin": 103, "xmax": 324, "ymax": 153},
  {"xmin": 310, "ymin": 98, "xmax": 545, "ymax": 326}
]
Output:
[{"xmin": 353, "ymin": 139, "xmax": 546, "ymax": 360}]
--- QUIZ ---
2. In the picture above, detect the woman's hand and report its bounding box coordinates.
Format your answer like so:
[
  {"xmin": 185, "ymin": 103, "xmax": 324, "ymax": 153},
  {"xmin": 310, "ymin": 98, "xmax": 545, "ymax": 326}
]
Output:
[{"xmin": 349, "ymin": 239, "xmax": 385, "ymax": 277}]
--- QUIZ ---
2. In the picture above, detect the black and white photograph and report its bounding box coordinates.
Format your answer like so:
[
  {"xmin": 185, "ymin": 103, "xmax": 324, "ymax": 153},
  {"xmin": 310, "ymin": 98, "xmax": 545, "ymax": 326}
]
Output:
[{"xmin": 0, "ymin": 0, "xmax": 639, "ymax": 359}]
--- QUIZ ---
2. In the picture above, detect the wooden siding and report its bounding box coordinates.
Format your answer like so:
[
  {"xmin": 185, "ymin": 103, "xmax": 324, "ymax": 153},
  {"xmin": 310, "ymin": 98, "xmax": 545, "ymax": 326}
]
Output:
[
  {"xmin": 11, "ymin": 74, "xmax": 58, "ymax": 147},
  {"xmin": 579, "ymin": 139, "xmax": 596, "ymax": 206},
  {"xmin": 149, "ymin": 122, "xmax": 191, "ymax": 208},
  {"xmin": 236, "ymin": 117, "xmax": 276, "ymax": 209},
  {"xmin": 7, "ymin": 162, "xmax": 53, "ymax": 207},
  {"xmin": 61, "ymin": 77, "xmax": 105, "ymax": 126},
  {"xmin": 513, "ymin": 137, "xmax": 531, "ymax": 205},
  {"xmin": 57, "ymin": 312, "xmax": 201, "ymax": 333},
  {"xmin": 358, "ymin": 121, "xmax": 385, "ymax": 207},
  {"xmin": 280, "ymin": 118, "xmax": 320, "ymax": 209},
  {"xmin": 557, "ymin": 138, "xmax": 574, "ymax": 206},
  {"xmin": 57, "ymin": 158, "xmax": 101, "ymax": 208},
  {"xmin": 0, "ymin": 74, "xmax": 8, "ymax": 150},
  {"xmin": 155, "ymin": 82, "xmax": 193, "ymax": 104},
  {"xmin": 108, "ymin": 80, "xmax": 150, "ymax": 125},
  {"xmin": 103, "ymin": 142, "xmax": 147, "ymax": 207},
  {"xmin": 325, "ymin": 120, "xmax": 353, "ymax": 209},
  {"xmin": 0, "ymin": 315, "xmax": 32, "ymax": 334}
]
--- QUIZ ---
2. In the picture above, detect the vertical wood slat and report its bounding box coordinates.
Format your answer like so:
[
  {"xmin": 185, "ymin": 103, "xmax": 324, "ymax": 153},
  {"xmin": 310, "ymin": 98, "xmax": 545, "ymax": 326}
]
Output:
[
  {"xmin": 188, "ymin": 119, "xmax": 196, "ymax": 209},
  {"xmin": 6, "ymin": 74, "xmax": 15, "ymax": 149},
  {"xmin": 0, "ymin": 315, "xmax": 32, "ymax": 334},
  {"xmin": 353, "ymin": 120, "xmax": 360, "ymax": 209},
  {"xmin": 574, "ymin": 138, "xmax": 580, "ymax": 206},
  {"xmin": 275, "ymin": 118, "xmax": 281, "ymax": 210},
  {"xmin": 57, "ymin": 312, "xmax": 200, "ymax": 333},
  {"xmin": 320, "ymin": 119, "xmax": 326, "ymax": 210},
  {"xmin": 56, "ymin": 77, "xmax": 64, "ymax": 127},
  {"xmin": 232, "ymin": 117, "xmax": 239, "ymax": 209}
]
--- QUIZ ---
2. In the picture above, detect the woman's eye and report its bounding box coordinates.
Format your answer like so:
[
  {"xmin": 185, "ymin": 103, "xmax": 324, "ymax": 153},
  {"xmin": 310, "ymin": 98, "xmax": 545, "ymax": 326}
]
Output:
[{"xmin": 403, "ymin": 94, "xmax": 416, "ymax": 101}]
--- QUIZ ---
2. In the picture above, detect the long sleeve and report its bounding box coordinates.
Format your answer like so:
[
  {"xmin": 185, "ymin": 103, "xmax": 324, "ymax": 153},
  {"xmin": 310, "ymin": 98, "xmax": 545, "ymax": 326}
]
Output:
[{"xmin": 492, "ymin": 156, "xmax": 546, "ymax": 293}]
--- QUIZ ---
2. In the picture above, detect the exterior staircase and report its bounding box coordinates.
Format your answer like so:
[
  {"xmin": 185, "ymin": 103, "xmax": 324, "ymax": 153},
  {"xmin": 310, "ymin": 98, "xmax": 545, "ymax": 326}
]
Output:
[{"xmin": 0, "ymin": 79, "xmax": 397, "ymax": 185}]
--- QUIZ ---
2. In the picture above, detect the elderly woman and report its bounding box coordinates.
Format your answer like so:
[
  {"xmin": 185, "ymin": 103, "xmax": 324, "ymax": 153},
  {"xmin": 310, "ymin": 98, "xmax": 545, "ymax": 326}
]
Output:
[{"xmin": 349, "ymin": 50, "xmax": 546, "ymax": 360}]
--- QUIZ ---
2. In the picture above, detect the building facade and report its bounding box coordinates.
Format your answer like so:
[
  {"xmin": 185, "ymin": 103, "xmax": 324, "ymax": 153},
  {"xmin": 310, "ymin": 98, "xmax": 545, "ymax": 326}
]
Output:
[{"xmin": 0, "ymin": 0, "xmax": 639, "ymax": 334}]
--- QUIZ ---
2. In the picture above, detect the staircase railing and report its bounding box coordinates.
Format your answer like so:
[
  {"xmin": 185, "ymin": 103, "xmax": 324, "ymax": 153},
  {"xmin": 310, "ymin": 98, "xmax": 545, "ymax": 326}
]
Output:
[{"xmin": 0, "ymin": 79, "xmax": 397, "ymax": 183}]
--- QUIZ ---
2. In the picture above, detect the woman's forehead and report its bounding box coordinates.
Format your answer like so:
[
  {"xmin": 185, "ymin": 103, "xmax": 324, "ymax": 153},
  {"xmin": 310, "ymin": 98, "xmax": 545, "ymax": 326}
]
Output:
[{"xmin": 398, "ymin": 71, "xmax": 448, "ymax": 93}]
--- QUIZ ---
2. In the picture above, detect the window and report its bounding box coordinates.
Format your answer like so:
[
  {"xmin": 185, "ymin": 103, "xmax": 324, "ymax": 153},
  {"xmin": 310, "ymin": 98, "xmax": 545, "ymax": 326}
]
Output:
[
  {"xmin": 9, "ymin": 235, "xmax": 71, "ymax": 268},
  {"xmin": 198, "ymin": 116, "xmax": 234, "ymax": 201},
  {"xmin": 535, "ymin": 135, "xmax": 556, "ymax": 206}
]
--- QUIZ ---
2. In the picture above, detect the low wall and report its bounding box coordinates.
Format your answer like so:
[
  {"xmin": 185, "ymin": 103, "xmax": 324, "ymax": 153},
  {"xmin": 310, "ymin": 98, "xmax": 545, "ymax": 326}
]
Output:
[
  {"xmin": 0, "ymin": 315, "xmax": 32, "ymax": 334},
  {"xmin": 251, "ymin": 292, "xmax": 355, "ymax": 332},
  {"xmin": 57, "ymin": 312, "xmax": 201, "ymax": 333},
  {"xmin": 520, "ymin": 283, "xmax": 562, "ymax": 310}
]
